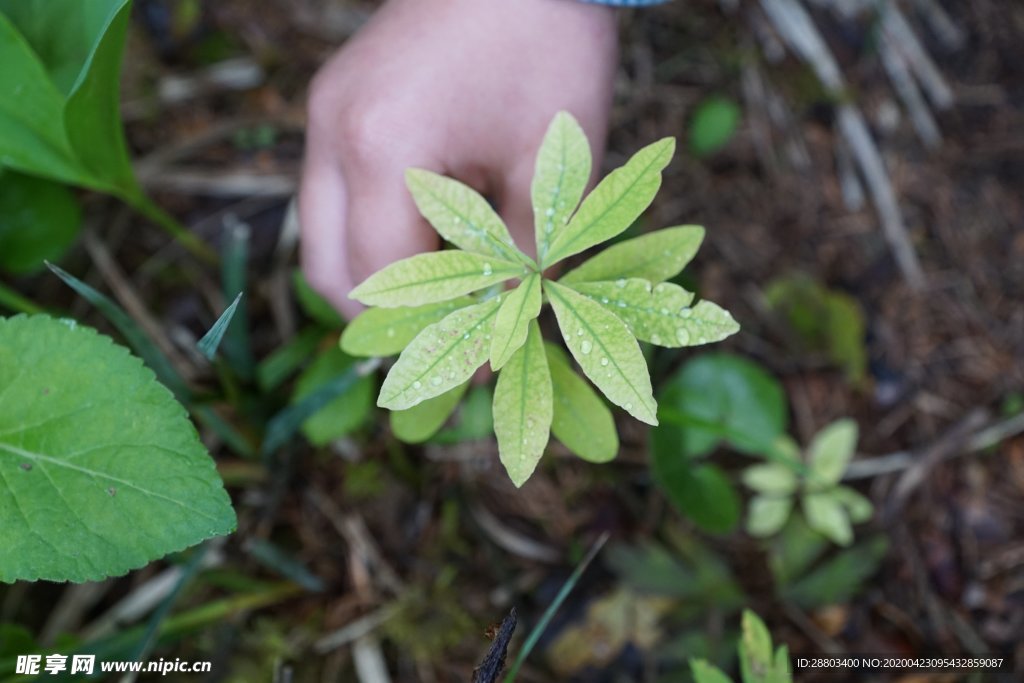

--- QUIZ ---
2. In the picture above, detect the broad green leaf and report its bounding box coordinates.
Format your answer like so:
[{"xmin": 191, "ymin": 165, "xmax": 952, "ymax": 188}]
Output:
[
  {"xmin": 833, "ymin": 485, "xmax": 873, "ymax": 523},
  {"xmin": 405, "ymin": 168, "xmax": 532, "ymax": 266},
  {"xmin": 568, "ymin": 278, "xmax": 739, "ymax": 347},
  {"xmin": 493, "ymin": 323, "xmax": 552, "ymax": 486},
  {"xmin": 378, "ymin": 295, "xmax": 502, "ymax": 409},
  {"xmin": 545, "ymin": 343, "xmax": 618, "ymax": 463},
  {"xmin": 807, "ymin": 418, "xmax": 857, "ymax": 488},
  {"xmin": 490, "ymin": 274, "xmax": 541, "ymax": 371},
  {"xmin": 532, "ymin": 111, "xmax": 591, "ymax": 263},
  {"xmin": 784, "ymin": 535, "xmax": 887, "ymax": 607},
  {"xmin": 802, "ymin": 491, "xmax": 852, "ymax": 546},
  {"xmin": 349, "ymin": 251, "xmax": 522, "ymax": 308},
  {"xmin": 652, "ymin": 353, "xmax": 787, "ymax": 458},
  {"xmin": 0, "ymin": 315, "xmax": 235, "ymax": 582},
  {"xmin": 390, "ymin": 381, "xmax": 468, "ymax": 443},
  {"xmin": 434, "ymin": 385, "xmax": 494, "ymax": 443},
  {"xmin": 560, "ymin": 225, "xmax": 705, "ymax": 284},
  {"xmin": 739, "ymin": 610, "xmax": 775, "ymax": 683},
  {"xmin": 689, "ymin": 96, "xmax": 741, "ymax": 157},
  {"xmin": 690, "ymin": 660, "xmax": 733, "ymax": 683},
  {"xmin": 340, "ymin": 298, "xmax": 474, "ymax": 357},
  {"xmin": 768, "ymin": 516, "xmax": 829, "ymax": 587},
  {"xmin": 292, "ymin": 346, "xmax": 374, "ymax": 445},
  {"xmin": 542, "ymin": 137, "xmax": 675, "ymax": 267},
  {"xmin": 545, "ymin": 280, "xmax": 657, "ymax": 425},
  {"xmin": 197, "ymin": 293, "xmax": 242, "ymax": 361},
  {"xmin": 0, "ymin": 169, "xmax": 81, "ymax": 273},
  {"xmin": 747, "ymin": 495, "xmax": 793, "ymax": 538},
  {"xmin": 0, "ymin": 0, "xmax": 139, "ymax": 194},
  {"xmin": 743, "ymin": 463, "xmax": 798, "ymax": 495},
  {"xmin": 651, "ymin": 459, "xmax": 741, "ymax": 534}
]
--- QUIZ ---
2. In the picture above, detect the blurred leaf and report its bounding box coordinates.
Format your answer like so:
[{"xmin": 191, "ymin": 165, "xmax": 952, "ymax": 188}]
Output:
[
  {"xmin": 832, "ymin": 485, "xmax": 873, "ymax": 523},
  {"xmin": 434, "ymin": 385, "xmax": 494, "ymax": 443},
  {"xmin": 691, "ymin": 659, "xmax": 734, "ymax": 683},
  {"xmin": 197, "ymin": 293, "xmax": 242, "ymax": 361},
  {"xmin": 245, "ymin": 539, "xmax": 325, "ymax": 593},
  {"xmin": 390, "ymin": 381, "xmax": 468, "ymax": 443},
  {"xmin": 739, "ymin": 610, "xmax": 773, "ymax": 683},
  {"xmin": 802, "ymin": 491, "xmax": 853, "ymax": 546},
  {"xmin": 342, "ymin": 460, "xmax": 387, "ymax": 501},
  {"xmin": 652, "ymin": 456, "xmax": 741, "ymax": 533},
  {"xmin": 545, "ymin": 343, "xmax": 618, "ymax": 463},
  {"xmin": 256, "ymin": 327, "xmax": 324, "ymax": 392},
  {"xmin": 769, "ymin": 516, "xmax": 830, "ymax": 587},
  {"xmin": 293, "ymin": 269, "xmax": 344, "ymax": 329},
  {"xmin": 605, "ymin": 541, "xmax": 698, "ymax": 597},
  {"xmin": 784, "ymin": 536, "xmax": 888, "ymax": 607},
  {"xmin": 807, "ymin": 419, "xmax": 858, "ymax": 488},
  {"xmin": 654, "ymin": 353, "xmax": 787, "ymax": 459},
  {"xmin": 291, "ymin": 346, "xmax": 374, "ymax": 445},
  {"xmin": 747, "ymin": 495, "xmax": 793, "ymax": 538},
  {"xmin": 0, "ymin": 623, "xmax": 37, "ymax": 658},
  {"xmin": 689, "ymin": 96, "xmax": 741, "ymax": 157},
  {"xmin": 743, "ymin": 464, "xmax": 798, "ymax": 495},
  {"xmin": 0, "ymin": 170, "xmax": 80, "ymax": 273}
]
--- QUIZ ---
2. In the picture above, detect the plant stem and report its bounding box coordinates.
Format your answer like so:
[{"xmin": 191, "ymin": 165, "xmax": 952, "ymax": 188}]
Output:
[
  {"xmin": 127, "ymin": 192, "xmax": 218, "ymax": 264},
  {"xmin": 0, "ymin": 281, "xmax": 44, "ymax": 315}
]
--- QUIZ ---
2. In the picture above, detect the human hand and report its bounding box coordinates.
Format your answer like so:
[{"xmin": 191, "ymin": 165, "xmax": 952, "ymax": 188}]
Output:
[{"xmin": 299, "ymin": 0, "xmax": 618, "ymax": 319}]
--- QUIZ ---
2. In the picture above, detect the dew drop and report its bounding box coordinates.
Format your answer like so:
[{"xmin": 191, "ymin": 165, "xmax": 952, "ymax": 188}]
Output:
[
  {"xmin": 680, "ymin": 307, "xmax": 693, "ymax": 318},
  {"xmin": 545, "ymin": 207, "xmax": 555, "ymax": 217},
  {"xmin": 676, "ymin": 328, "xmax": 690, "ymax": 345},
  {"xmin": 644, "ymin": 282, "xmax": 652, "ymax": 293},
  {"xmin": 386, "ymin": 327, "xmax": 396, "ymax": 338},
  {"xmin": 601, "ymin": 297, "xmax": 610, "ymax": 304},
  {"xmin": 650, "ymin": 334, "xmax": 662, "ymax": 345},
  {"xmin": 430, "ymin": 376, "xmax": 443, "ymax": 386},
  {"xmin": 482, "ymin": 263, "xmax": 493, "ymax": 276},
  {"xmin": 600, "ymin": 357, "xmax": 609, "ymax": 366},
  {"xmin": 617, "ymin": 300, "xmax": 627, "ymax": 308},
  {"xmin": 413, "ymin": 381, "xmax": 422, "ymax": 390},
  {"xmin": 580, "ymin": 340, "xmax": 593, "ymax": 355},
  {"xmin": 660, "ymin": 308, "xmax": 669, "ymax": 315},
  {"xmin": 616, "ymin": 278, "xmax": 627, "ymax": 288},
  {"xmin": 576, "ymin": 328, "xmax": 584, "ymax": 336},
  {"xmin": 625, "ymin": 402, "xmax": 633, "ymax": 411},
  {"xmin": 464, "ymin": 333, "xmax": 470, "ymax": 339},
  {"xmin": 453, "ymin": 216, "xmax": 461, "ymax": 224}
]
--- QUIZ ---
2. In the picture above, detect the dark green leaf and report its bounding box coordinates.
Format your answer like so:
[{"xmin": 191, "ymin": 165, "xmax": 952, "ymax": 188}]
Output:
[
  {"xmin": 651, "ymin": 456, "xmax": 741, "ymax": 533},
  {"xmin": 291, "ymin": 347, "xmax": 374, "ymax": 445},
  {"xmin": 783, "ymin": 536, "xmax": 888, "ymax": 608},
  {"xmin": 0, "ymin": 169, "xmax": 81, "ymax": 273}
]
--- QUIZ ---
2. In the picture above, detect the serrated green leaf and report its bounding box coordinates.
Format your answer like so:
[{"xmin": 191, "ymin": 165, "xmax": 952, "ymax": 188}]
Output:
[
  {"xmin": 390, "ymin": 381, "xmax": 468, "ymax": 443},
  {"xmin": 532, "ymin": 111, "xmax": 591, "ymax": 263},
  {"xmin": 349, "ymin": 251, "xmax": 522, "ymax": 308},
  {"xmin": 542, "ymin": 137, "xmax": 675, "ymax": 268},
  {"xmin": 545, "ymin": 280, "xmax": 657, "ymax": 425},
  {"xmin": 802, "ymin": 491, "xmax": 853, "ymax": 546},
  {"xmin": 341, "ymin": 298, "xmax": 474, "ymax": 357},
  {"xmin": 832, "ymin": 485, "xmax": 873, "ymax": 523},
  {"xmin": 493, "ymin": 323, "xmax": 552, "ymax": 486},
  {"xmin": 378, "ymin": 295, "xmax": 502, "ymax": 409},
  {"xmin": 690, "ymin": 659, "xmax": 734, "ymax": 683},
  {"xmin": 405, "ymin": 168, "xmax": 532, "ymax": 266},
  {"xmin": 545, "ymin": 343, "xmax": 618, "ymax": 463},
  {"xmin": 747, "ymin": 495, "xmax": 793, "ymax": 538},
  {"xmin": 560, "ymin": 225, "xmax": 704, "ymax": 284},
  {"xmin": 0, "ymin": 170, "xmax": 81, "ymax": 274},
  {"xmin": 743, "ymin": 464, "xmax": 798, "ymax": 495},
  {"xmin": 569, "ymin": 278, "xmax": 739, "ymax": 347},
  {"xmin": 807, "ymin": 418, "xmax": 857, "ymax": 487},
  {"xmin": 740, "ymin": 610, "xmax": 775, "ymax": 683},
  {"xmin": 490, "ymin": 274, "xmax": 541, "ymax": 371},
  {"xmin": 292, "ymin": 346, "xmax": 374, "ymax": 445},
  {"xmin": 0, "ymin": 315, "xmax": 235, "ymax": 582}
]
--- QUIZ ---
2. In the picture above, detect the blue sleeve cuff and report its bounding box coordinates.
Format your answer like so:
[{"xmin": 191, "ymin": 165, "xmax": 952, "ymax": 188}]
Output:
[{"xmin": 578, "ymin": 0, "xmax": 671, "ymax": 6}]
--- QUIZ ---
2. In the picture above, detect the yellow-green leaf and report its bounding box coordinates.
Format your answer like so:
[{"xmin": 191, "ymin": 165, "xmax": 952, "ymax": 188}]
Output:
[
  {"xmin": 545, "ymin": 280, "xmax": 657, "ymax": 425},
  {"xmin": 532, "ymin": 111, "xmax": 591, "ymax": 263},
  {"xmin": 390, "ymin": 381, "xmax": 469, "ymax": 443},
  {"xmin": 747, "ymin": 495, "xmax": 793, "ymax": 538},
  {"xmin": 542, "ymin": 137, "xmax": 675, "ymax": 268},
  {"xmin": 807, "ymin": 418, "xmax": 857, "ymax": 488},
  {"xmin": 560, "ymin": 225, "xmax": 705, "ymax": 284},
  {"xmin": 490, "ymin": 273, "xmax": 542, "ymax": 371},
  {"xmin": 405, "ymin": 168, "xmax": 532, "ymax": 267},
  {"xmin": 568, "ymin": 278, "xmax": 739, "ymax": 347},
  {"xmin": 545, "ymin": 343, "xmax": 618, "ymax": 463},
  {"xmin": 802, "ymin": 491, "xmax": 853, "ymax": 546},
  {"xmin": 340, "ymin": 298, "xmax": 474, "ymax": 357},
  {"xmin": 349, "ymin": 251, "xmax": 522, "ymax": 308},
  {"xmin": 493, "ymin": 322, "xmax": 552, "ymax": 486},
  {"xmin": 378, "ymin": 295, "xmax": 502, "ymax": 409}
]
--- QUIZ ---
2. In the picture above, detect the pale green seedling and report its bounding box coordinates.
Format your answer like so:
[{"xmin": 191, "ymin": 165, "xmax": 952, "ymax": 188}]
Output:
[
  {"xmin": 742, "ymin": 419, "xmax": 873, "ymax": 545},
  {"xmin": 342, "ymin": 111, "xmax": 740, "ymax": 486}
]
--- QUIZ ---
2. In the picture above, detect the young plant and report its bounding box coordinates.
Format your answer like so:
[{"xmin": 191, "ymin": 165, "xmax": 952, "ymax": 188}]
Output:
[
  {"xmin": 742, "ymin": 419, "xmax": 873, "ymax": 545},
  {"xmin": 341, "ymin": 111, "xmax": 739, "ymax": 486},
  {"xmin": 690, "ymin": 610, "xmax": 792, "ymax": 683}
]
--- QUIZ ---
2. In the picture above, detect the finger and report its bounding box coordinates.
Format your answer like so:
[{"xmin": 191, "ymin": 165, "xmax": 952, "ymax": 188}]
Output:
[{"xmin": 498, "ymin": 157, "xmax": 538, "ymax": 262}]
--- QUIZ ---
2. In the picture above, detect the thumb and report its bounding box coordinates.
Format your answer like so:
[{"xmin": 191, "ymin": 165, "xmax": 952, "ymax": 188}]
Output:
[{"xmin": 499, "ymin": 158, "xmax": 538, "ymax": 263}]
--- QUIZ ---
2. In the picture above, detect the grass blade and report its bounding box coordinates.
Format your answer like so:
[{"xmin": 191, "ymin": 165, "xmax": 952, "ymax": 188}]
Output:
[{"xmin": 197, "ymin": 292, "xmax": 243, "ymax": 361}]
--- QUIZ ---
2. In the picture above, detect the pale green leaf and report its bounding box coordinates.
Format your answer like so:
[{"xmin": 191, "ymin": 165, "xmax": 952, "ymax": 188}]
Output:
[
  {"xmin": 0, "ymin": 315, "xmax": 235, "ymax": 582},
  {"xmin": 807, "ymin": 418, "xmax": 858, "ymax": 487},
  {"xmin": 349, "ymin": 251, "xmax": 522, "ymax": 308},
  {"xmin": 542, "ymin": 137, "xmax": 676, "ymax": 267},
  {"xmin": 802, "ymin": 491, "xmax": 853, "ymax": 546},
  {"xmin": 378, "ymin": 295, "xmax": 502, "ymax": 409},
  {"xmin": 405, "ymin": 168, "xmax": 532, "ymax": 266},
  {"xmin": 740, "ymin": 610, "xmax": 776, "ymax": 683},
  {"xmin": 690, "ymin": 660, "xmax": 734, "ymax": 683},
  {"xmin": 532, "ymin": 111, "xmax": 591, "ymax": 263},
  {"xmin": 292, "ymin": 346, "xmax": 374, "ymax": 445},
  {"xmin": 833, "ymin": 485, "xmax": 873, "ymax": 523},
  {"xmin": 340, "ymin": 298, "xmax": 474, "ymax": 357},
  {"xmin": 743, "ymin": 464, "xmax": 798, "ymax": 495},
  {"xmin": 747, "ymin": 495, "xmax": 793, "ymax": 538},
  {"xmin": 493, "ymin": 323, "xmax": 552, "ymax": 486},
  {"xmin": 560, "ymin": 225, "xmax": 705, "ymax": 284},
  {"xmin": 569, "ymin": 278, "xmax": 739, "ymax": 347},
  {"xmin": 545, "ymin": 343, "xmax": 618, "ymax": 463},
  {"xmin": 545, "ymin": 280, "xmax": 657, "ymax": 425},
  {"xmin": 490, "ymin": 274, "xmax": 542, "ymax": 371},
  {"xmin": 390, "ymin": 381, "xmax": 468, "ymax": 443}
]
